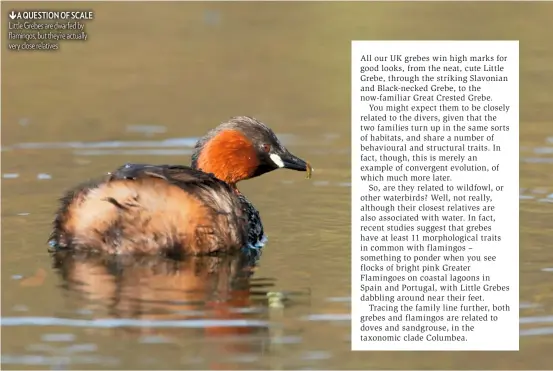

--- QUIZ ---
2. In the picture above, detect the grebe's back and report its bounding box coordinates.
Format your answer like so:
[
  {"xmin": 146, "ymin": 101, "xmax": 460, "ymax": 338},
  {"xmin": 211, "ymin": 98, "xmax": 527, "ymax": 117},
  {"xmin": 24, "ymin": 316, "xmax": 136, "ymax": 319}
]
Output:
[{"xmin": 51, "ymin": 163, "xmax": 251, "ymax": 256}]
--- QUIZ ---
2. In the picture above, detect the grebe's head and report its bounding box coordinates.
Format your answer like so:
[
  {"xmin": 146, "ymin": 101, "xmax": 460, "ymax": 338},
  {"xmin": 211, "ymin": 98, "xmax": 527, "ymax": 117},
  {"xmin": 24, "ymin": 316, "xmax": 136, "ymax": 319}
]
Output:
[{"xmin": 191, "ymin": 116, "xmax": 310, "ymax": 185}]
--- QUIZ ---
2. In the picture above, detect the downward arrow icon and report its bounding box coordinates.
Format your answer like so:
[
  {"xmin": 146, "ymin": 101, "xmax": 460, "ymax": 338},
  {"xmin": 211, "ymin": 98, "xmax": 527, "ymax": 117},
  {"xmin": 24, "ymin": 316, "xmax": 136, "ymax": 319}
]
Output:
[{"xmin": 9, "ymin": 11, "xmax": 16, "ymax": 20}]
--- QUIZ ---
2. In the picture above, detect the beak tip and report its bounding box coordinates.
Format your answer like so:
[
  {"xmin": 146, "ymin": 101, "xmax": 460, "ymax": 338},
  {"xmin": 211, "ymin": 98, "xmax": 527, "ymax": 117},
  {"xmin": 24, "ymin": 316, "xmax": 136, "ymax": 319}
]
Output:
[{"xmin": 306, "ymin": 162, "xmax": 313, "ymax": 179}]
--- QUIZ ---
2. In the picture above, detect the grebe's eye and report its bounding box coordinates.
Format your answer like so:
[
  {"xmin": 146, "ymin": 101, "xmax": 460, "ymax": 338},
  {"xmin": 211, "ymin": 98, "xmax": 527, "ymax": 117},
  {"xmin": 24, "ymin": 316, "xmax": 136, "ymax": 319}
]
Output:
[{"xmin": 262, "ymin": 143, "xmax": 271, "ymax": 153}]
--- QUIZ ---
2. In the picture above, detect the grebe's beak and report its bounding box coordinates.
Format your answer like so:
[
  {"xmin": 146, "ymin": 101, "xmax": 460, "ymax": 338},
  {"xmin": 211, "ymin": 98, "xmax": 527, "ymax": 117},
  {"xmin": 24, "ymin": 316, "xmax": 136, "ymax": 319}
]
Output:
[{"xmin": 270, "ymin": 151, "xmax": 309, "ymax": 172}]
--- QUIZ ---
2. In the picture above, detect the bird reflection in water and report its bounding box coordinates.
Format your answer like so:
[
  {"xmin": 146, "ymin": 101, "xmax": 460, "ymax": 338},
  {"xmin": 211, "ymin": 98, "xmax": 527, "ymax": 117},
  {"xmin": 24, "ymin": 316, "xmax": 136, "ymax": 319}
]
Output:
[{"xmin": 51, "ymin": 249, "xmax": 274, "ymax": 366}]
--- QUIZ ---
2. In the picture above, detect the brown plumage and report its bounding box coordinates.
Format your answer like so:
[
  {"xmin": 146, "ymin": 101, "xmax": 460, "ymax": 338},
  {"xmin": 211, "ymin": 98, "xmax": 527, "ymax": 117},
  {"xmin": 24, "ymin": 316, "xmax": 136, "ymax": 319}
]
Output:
[
  {"xmin": 51, "ymin": 166, "xmax": 247, "ymax": 256},
  {"xmin": 49, "ymin": 116, "xmax": 312, "ymax": 256}
]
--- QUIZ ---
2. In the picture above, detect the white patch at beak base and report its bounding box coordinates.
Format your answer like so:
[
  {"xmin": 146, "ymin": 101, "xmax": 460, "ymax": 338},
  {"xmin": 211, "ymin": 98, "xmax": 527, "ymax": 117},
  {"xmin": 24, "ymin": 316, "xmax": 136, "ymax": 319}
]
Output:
[{"xmin": 269, "ymin": 153, "xmax": 285, "ymax": 168}]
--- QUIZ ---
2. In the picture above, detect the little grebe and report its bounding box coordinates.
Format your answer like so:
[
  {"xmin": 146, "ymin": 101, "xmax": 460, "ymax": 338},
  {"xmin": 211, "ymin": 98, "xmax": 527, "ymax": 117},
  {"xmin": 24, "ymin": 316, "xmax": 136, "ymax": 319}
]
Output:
[{"xmin": 49, "ymin": 116, "xmax": 311, "ymax": 256}]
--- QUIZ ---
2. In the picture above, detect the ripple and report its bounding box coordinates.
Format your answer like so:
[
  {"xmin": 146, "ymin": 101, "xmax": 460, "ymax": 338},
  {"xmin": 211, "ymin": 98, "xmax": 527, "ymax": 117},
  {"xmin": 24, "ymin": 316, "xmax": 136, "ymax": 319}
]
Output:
[
  {"xmin": 280, "ymin": 180, "xmax": 351, "ymax": 188},
  {"xmin": 325, "ymin": 297, "xmax": 351, "ymax": 303},
  {"xmin": 73, "ymin": 149, "xmax": 194, "ymax": 156},
  {"xmin": 37, "ymin": 173, "xmax": 52, "ymax": 180},
  {"xmin": 1, "ymin": 316, "xmax": 269, "ymax": 329},
  {"xmin": 520, "ymin": 327, "xmax": 553, "ymax": 336},
  {"xmin": 532, "ymin": 146, "xmax": 553, "ymax": 154},
  {"xmin": 65, "ymin": 343, "xmax": 98, "ymax": 353},
  {"xmin": 24, "ymin": 343, "xmax": 98, "ymax": 355},
  {"xmin": 2, "ymin": 134, "xmax": 308, "ymax": 159},
  {"xmin": 1, "ymin": 354, "xmax": 119, "ymax": 366},
  {"xmin": 126, "ymin": 125, "xmax": 167, "ymax": 135},
  {"xmin": 139, "ymin": 335, "xmax": 172, "ymax": 344},
  {"xmin": 521, "ymin": 157, "xmax": 553, "ymax": 164},
  {"xmin": 228, "ymin": 307, "xmax": 265, "ymax": 314},
  {"xmin": 520, "ymin": 315, "xmax": 553, "ymax": 324},
  {"xmin": 2, "ymin": 134, "xmax": 300, "ymax": 152},
  {"xmin": 302, "ymin": 314, "xmax": 350, "ymax": 321},
  {"xmin": 520, "ymin": 302, "xmax": 541, "ymax": 309},
  {"xmin": 3, "ymin": 138, "xmax": 198, "ymax": 150},
  {"xmin": 300, "ymin": 351, "xmax": 332, "ymax": 361},
  {"xmin": 271, "ymin": 336, "xmax": 303, "ymax": 344},
  {"xmin": 41, "ymin": 333, "xmax": 75, "ymax": 342}
]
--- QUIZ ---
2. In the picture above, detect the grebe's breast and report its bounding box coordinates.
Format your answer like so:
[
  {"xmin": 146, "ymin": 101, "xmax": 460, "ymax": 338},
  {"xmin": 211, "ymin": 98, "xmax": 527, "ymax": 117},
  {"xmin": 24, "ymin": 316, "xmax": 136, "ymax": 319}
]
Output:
[{"xmin": 235, "ymin": 193, "xmax": 266, "ymax": 251}]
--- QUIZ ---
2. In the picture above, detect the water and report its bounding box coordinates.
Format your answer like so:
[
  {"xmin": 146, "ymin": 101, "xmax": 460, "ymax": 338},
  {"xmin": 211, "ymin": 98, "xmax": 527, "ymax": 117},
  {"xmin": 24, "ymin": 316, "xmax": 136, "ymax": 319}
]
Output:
[{"xmin": 2, "ymin": 2, "xmax": 553, "ymax": 369}]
